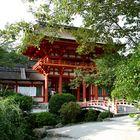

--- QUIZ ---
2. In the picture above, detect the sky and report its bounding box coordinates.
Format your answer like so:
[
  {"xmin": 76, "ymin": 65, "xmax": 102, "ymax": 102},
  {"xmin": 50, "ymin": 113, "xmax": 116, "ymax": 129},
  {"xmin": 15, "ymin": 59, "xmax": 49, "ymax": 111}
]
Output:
[
  {"xmin": 0, "ymin": 0, "xmax": 34, "ymax": 29},
  {"xmin": 0, "ymin": 0, "xmax": 83, "ymax": 29}
]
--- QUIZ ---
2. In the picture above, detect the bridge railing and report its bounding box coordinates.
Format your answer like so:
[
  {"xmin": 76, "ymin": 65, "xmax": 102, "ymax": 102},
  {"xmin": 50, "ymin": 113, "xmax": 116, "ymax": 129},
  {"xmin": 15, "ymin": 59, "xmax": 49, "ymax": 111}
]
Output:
[{"xmin": 78, "ymin": 100, "xmax": 136, "ymax": 114}]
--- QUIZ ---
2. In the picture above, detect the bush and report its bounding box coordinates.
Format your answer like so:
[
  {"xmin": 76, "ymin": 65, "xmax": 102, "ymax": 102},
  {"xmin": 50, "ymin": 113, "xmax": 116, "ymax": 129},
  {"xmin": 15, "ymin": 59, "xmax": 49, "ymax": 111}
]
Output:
[
  {"xmin": 49, "ymin": 93, "xmax": 76, "ymax": 114},
  {"xmin": 59, "ymin": 102, "xmax": 81, "ymax": 124},
  {"xmin": 0, "ymin": 86, "xmax": 34, "ymax": 112},
  {"xmin": 0, "ymin": 86, "xmax": 16, "ymax": 98},
  {"xmin": 29, "ymin": 112, "xmax": 57, "ymax": 128},
  {"xmin": 0, "ymin": 98, "xmax": 28, "ymax": 140},
  {"xmin": 7, "ymin": 94, "xmax": 34, "ymax": 112},
  {"xmin": 85, "ymin": 109, "xmax": 98, "ymax": 122},
  {"xmin": 98, "ymin": 111, "xmax": 113, "ymax": 120},
  {"xmin": 76, "ymin": 109, "xmax": 88, "ymax": 122}
]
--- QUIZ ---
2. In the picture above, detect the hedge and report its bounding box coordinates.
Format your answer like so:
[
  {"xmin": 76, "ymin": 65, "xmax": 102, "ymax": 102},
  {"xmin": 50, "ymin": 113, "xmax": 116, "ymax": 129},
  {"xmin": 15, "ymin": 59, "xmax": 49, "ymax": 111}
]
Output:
[{"xmin": 49, "ymin": 93, "xmax": 76, "ymax": 114}]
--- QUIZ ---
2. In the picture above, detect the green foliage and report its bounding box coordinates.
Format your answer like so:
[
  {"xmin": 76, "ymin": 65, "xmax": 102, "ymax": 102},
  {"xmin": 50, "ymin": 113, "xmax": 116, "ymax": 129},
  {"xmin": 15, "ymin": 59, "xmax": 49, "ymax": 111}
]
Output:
[
  {"xmin": 98, "ymin": 111, "xmax": 113, "ymax": 121},
  {"xmin": 27, "ymin": 0, "xmax": 140, "ymax": 48},
  {"xmin": 129, "ymin": 112, "xmax": 140, "ymax": 129},
  {"xmin": 49, "ymin": 93, "xmax": 76, "ymax": 114},
  {"xmin": 0, "ymin": 98, "xmax": 27, "ymax": 140},
  {"xmin": 0, "ymin": 47, "xmax": 28, "ymax": 67},
  {"xmin": 20, "ymin": 30, "xmax": 45, "ymax": 52},
  {"xmin": 76, "ymin": 109, "xmax": 100, "ymax": 122},
  {"xmin": 29, "ymin": 112, "xmax": 57, "ymax": 128},
  {"xmin": 0, "ymin": 21, "xmax": 31, "ymax": 49},
  {"xmin": 0, "ymin": 87, "xmax": 34, "ymax": 112},
  {"xmin": 59, "ymin": 102, "xmax": 81, "ymax": 124},
  {"xmin": 129, "ymin": 113, "xmax": 135, "ymax": 118},
  {"xmin": 0, "ymin": 87, "xmax": 36, "ymax": 140},
  {"xmin": 112, "ymin": 44, "xmax": 140, "ymax": 102},
  {"xmin": 7, "ymin": 93, "xmax": 34, "ymax": 112},
  {"xmin": 70, "ymin": 69, "xmax": 95, "ymax": 88},
  {"xmin": 70, "ymin": 52, "xmax": 123, "ymax": 93},
  {"xmin": 16, "ymin": 0, "xmax": 139, "ymax": 56},
  {"xmin": 85, "ymin": 109, "xmax": 98, "ymax": 122},
  {"xmin": 76, "ymin": 109, "xmax": 88, "ymax": 122},
  {"xmin": 94, "ymin": 53, "xmax": 123, "ymax": 86},
  {"xmin": 129, "ymin": 103, "xmax": 140, "ymax": 129},
  {"xmin": 0, "ymin": 86, "xmax": 16, "ymax": 97}
]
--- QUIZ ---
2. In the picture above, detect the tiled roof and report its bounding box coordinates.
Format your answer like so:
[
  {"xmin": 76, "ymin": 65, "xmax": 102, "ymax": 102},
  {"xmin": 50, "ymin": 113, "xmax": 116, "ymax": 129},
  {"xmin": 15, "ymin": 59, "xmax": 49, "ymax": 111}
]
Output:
[{"xmin": 0, "ymin": 60, "xmax": 44, "ymax": 81}]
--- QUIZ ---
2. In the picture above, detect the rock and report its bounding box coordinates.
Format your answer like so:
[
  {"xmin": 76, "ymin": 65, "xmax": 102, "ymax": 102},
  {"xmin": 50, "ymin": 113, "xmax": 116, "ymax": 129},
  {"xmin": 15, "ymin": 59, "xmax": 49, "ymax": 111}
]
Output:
[
  {"xmin": 103, "ymin": 118, "xmax": 112, "ymax": 121},
  {"xmin": 33, "ymin": 127, "xmax": 47, "ymax": 139},
  {"xmin": 55, "ymin": 123, "xmax": 63, "ymax": 128},
  {"xmin": 43, "ymin": 125, "xmax": 54, "ymax": 129},
  {"xmin": 47, "ymin": 131, "xmax": 72, "ymax": 138}
]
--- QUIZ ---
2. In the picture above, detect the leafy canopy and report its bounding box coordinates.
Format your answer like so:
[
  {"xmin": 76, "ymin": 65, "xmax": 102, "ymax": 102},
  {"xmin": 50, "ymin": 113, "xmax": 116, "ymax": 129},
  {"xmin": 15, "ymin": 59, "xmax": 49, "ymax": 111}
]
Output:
[
  {"xmin": 112, "ymin": 44, "xmax": 140, "ymax": 102},
  {"xmin": 0, "ymin": 0, "xmax": 140, "ymax": 101},
  {"xmin": 29, "ymin": 0, "xmax": 140, "ymax": 48}
]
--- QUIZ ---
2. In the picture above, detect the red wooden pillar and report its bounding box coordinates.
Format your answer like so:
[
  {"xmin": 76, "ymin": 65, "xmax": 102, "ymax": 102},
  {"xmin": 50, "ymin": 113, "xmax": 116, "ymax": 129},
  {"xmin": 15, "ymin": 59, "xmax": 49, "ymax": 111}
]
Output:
[
  {"xmin": 94, "ymin": 85, "xmax": 98, "ymax": 100},
  {"xmin": 91, "ymin": 85, "xmax": 94, "ymax": 100},
  {"xmin": 89, "ymin": 85, "xmax": 92, "ymax": 101},
  {"xmin": 82, "ymin": 81, "xmax": 86, "ymax": 102},
  {"xmin": 56, "ymin": 79, "xmax": 58, "ymax": 93},
  {"xmin": 88, "ymin": 86, "xmax": 90, "ymax": 101},
  {"xmin": 59, "ymin": 74, "xmax": 62, "ymax": 94},
  {"xmin": 102, "ymin": 88, "xmax": 105, "ymax": 100},
  {"xmin": 77, "ymin": 86, "xmax": 80, "ymax": 101},
  {"xmin": 44, "ymin": 74, "xmax": 49, "ymax": 102}
]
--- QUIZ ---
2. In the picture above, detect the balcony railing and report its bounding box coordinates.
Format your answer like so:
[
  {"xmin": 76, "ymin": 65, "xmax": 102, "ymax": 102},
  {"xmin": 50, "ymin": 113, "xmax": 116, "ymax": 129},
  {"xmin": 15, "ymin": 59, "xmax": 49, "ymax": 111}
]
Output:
[{"xmin": 33, "ymin": 57, "xmax": 95, "ymax": 70}]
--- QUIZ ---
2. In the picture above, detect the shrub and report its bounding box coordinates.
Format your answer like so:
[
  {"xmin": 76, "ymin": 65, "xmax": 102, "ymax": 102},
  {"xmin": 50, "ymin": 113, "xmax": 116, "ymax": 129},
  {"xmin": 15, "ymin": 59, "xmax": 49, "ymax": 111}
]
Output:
[
  {"xmin": 98, "ymin": 111, "xmax": 113, "ymax": 120},
  {"xmin": 29, "ymin": 112, "xmax": 57, "ymax": 128},
  {"xmin": 49, "ymin": 93, "xmax": 76, "ymax": 114},
  {"xmin": 85, "ymin": 109, "xmax": 98, "ymax": 122},
  {"xmin": 0, "ymin": 98, "xmax": 28, "ymax": 140},
  {"xmin": 7, "ymin": 94, "xmax": 33, "ymax": 112},
  {"xmin": 0, "ymin": 86, "xmax": 16, "ymax": 98},
  {"xmin": 76, "ymin": 109, "xmax": 88, "ymax": 122},
  {"xmin": 59, "ymin": 102, "xmax": 81, "ymax": 124}
]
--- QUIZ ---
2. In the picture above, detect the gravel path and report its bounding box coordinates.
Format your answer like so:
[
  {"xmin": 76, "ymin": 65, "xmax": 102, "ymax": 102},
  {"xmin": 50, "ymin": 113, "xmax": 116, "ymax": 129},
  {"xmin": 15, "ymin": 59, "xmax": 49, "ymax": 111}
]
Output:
[{"xmin": 43, "ymin": 116, "xmax": 140, "ymax": 140}]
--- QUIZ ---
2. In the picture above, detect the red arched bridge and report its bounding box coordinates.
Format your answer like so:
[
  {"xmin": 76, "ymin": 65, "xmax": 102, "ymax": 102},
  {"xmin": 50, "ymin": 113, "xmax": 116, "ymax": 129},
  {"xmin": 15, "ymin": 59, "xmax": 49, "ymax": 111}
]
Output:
[{"xmin": 78, "ymin": 100, "xmax": 139, "ymax": 114}]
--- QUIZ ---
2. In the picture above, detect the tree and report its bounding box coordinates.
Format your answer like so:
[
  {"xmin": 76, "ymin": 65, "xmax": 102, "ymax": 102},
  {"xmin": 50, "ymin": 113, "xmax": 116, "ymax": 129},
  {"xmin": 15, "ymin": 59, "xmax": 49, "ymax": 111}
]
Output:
[
  {"xmin": 112, "ymin": 44, "xmax": 140, "ymax": 102},
  {"xmin": 0, "ymin": 99, "xmax": 27, "ymax": 140},
  {"xmin": 0, "ymin": 47, "xmax": 28, "ymax": 67},
  {"xmin": 4, "ymin": 0, "xmax": 140, "ymax": 52},
  {"xmin": 0, "ymin": 21, "xmax": 31, "ymax": 66},
  {"xmin": 1, "ymin": 0, "xmax": 140, "ymax": 101},
  {"xmin": 27, "ymin": 0, "xmax": 140, "ymax": 48},
  {"xmin": 2, "ymin": 0, "xmax": 139, "ymax": 51}
]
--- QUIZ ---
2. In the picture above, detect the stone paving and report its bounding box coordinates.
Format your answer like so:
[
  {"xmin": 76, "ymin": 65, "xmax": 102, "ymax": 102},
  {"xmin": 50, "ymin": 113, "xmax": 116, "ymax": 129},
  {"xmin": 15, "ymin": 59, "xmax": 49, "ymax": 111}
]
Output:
[{"xmin": 43, "ymin": 116, "xmax": 140, "ymax": 140}]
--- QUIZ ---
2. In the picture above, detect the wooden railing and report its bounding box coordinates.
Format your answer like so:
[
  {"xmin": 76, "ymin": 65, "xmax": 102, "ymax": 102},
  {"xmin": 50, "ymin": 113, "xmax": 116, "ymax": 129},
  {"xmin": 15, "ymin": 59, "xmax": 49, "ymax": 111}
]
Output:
[
  {"xmin": 47, "ymin": 59, "xmax": 93, "ymax": 67},
  {"xmin": 33, "ymin": 57, "xmax": 95, "ymax": 70},
  {"xmin": 78, "ymin": 100, "xmax": 136, "ymax": 114}
]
